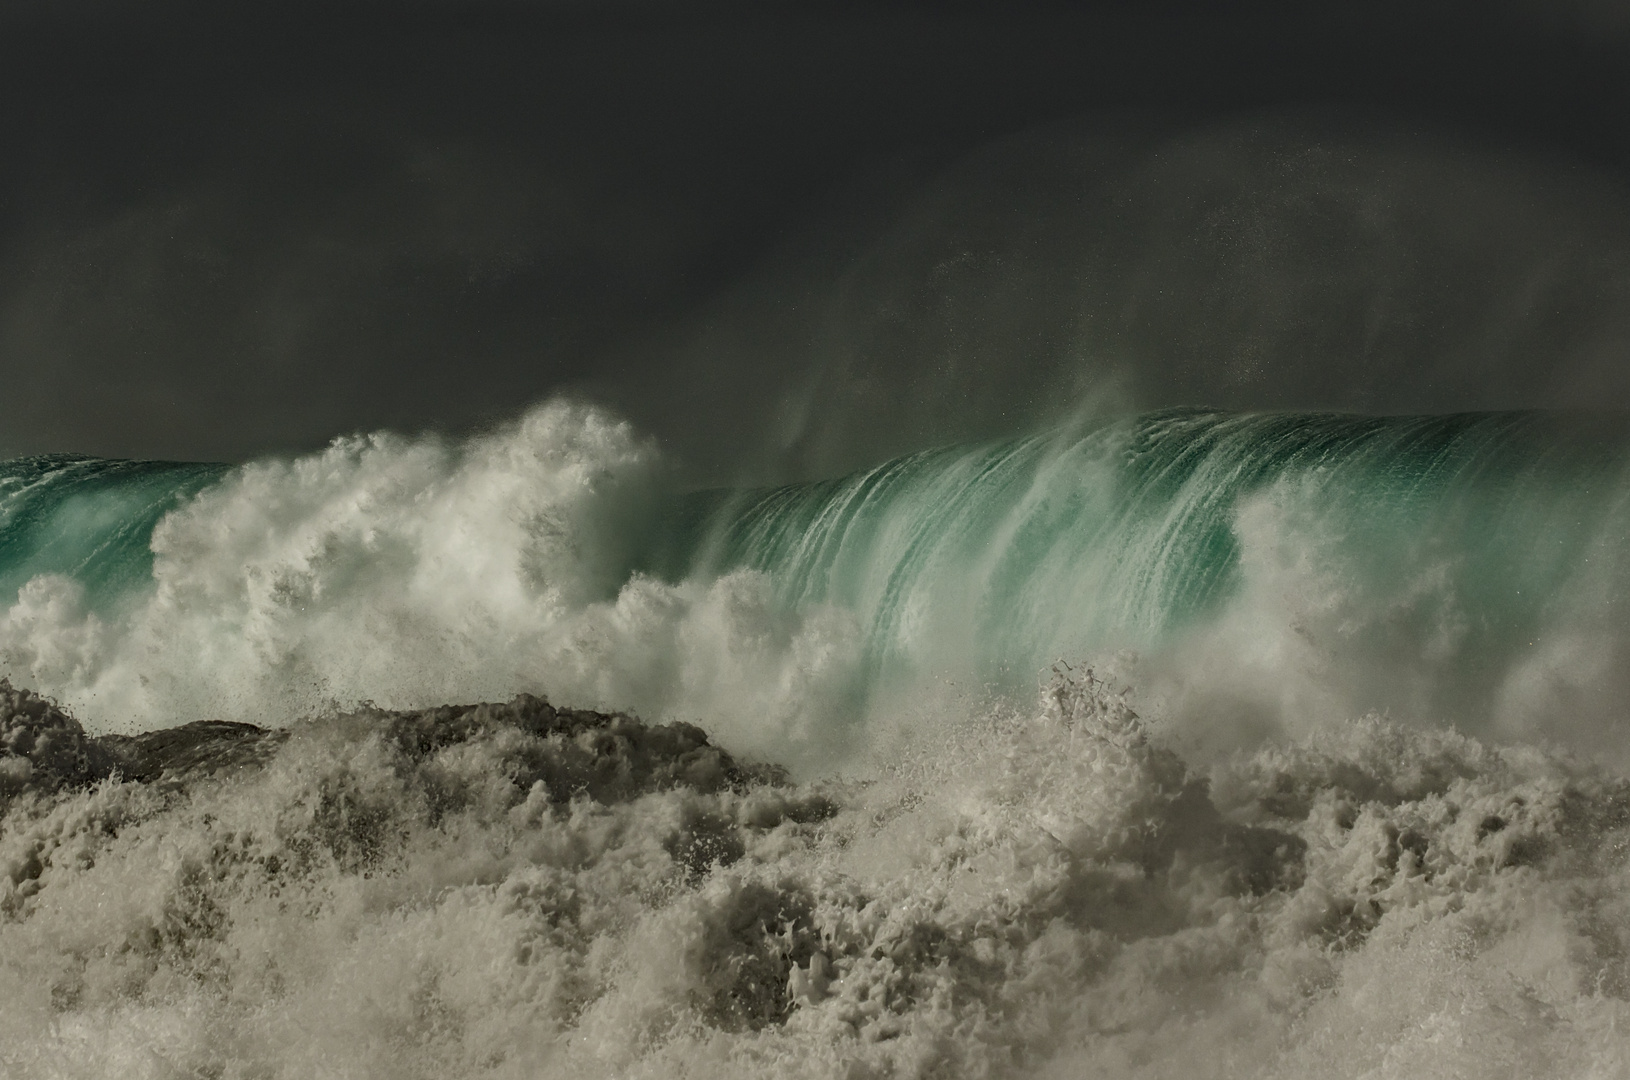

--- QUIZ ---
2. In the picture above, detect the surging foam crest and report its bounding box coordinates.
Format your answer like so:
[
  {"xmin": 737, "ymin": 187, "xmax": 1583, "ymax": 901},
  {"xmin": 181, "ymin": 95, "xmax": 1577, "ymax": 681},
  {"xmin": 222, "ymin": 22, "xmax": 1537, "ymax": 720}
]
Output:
[{"xmin": 0, "ymin": 402, "xmax": 867, "ymax": 769}]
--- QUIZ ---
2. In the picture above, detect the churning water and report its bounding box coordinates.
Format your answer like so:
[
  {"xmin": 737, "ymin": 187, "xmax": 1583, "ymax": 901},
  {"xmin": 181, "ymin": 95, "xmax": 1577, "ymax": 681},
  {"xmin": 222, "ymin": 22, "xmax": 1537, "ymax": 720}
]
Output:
[{"xmin": 5, "ymin": 400, "xmax": 1630, "ymax": 1077}]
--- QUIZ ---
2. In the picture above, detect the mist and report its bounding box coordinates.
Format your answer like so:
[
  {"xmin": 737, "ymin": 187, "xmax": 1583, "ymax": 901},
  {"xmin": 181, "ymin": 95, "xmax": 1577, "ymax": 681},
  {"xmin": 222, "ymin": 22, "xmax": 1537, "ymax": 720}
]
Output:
[{"xmin": 3, "ymin": 1, "xmax": 1630, "ymax": 479}]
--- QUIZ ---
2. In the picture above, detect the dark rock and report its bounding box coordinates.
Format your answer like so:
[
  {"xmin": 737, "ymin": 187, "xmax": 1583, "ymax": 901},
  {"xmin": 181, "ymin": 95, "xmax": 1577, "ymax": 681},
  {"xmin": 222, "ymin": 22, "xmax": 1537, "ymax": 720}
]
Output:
[
  {"xmin": 98, "ymin": 721, "xmax": 289, "ymax": 784},
  {"xmin": 2, "ymin": 680, "xmax": 774, "ymax": 817},
  {"xmin": 343, "ymin": 694, "xmax": 772, "ymax": 805}
]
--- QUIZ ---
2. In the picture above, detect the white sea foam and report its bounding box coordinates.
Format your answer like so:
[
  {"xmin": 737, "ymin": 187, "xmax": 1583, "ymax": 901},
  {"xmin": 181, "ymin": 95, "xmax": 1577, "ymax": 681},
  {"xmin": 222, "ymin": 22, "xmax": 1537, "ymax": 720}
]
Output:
[
  {"xmin": 2, "ymin": 669, "xmax": 1629, "ymax": 1079},
  {"xmin": 1114, "ymin": 475, "xmax": 1630, "ymax": 767}
]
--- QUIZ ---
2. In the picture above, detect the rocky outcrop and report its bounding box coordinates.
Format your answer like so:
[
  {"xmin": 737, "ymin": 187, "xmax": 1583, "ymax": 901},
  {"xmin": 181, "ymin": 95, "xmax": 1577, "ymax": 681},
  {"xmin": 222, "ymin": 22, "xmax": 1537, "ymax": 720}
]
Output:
[{"xmin": 0, "ymin": 680, "xmax": 775, "ymax": 813}]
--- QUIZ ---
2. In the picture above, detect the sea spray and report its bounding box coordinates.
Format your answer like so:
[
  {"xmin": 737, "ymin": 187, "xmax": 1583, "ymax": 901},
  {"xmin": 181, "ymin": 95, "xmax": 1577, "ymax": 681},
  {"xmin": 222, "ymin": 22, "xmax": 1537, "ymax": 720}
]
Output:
[{"xmin": 3, "ymin": 670, "xmax": 1630, "ymax": 1078}]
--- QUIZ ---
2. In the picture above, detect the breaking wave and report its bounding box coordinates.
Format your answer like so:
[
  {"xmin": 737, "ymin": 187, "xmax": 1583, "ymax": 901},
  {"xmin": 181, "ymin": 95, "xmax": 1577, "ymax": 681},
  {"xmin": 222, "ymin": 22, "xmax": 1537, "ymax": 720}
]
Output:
[
  {"xmin": 4, "ymin": 401, "xmax": 1630, "ymax": 769},
  {"xmin": 677, "ymin": 408, "xmax": 1630, "ymax": 759},
  {"xmin": 0, "ymin": 403, "xmax": 867, "ymax": 768}
]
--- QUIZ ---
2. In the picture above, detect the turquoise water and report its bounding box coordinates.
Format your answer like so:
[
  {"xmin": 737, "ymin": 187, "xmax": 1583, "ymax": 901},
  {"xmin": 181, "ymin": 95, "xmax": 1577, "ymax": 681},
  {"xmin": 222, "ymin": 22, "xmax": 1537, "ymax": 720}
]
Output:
[
  {"xmin": 0, "ymin": 455, "xmax": 230, "ymax": 612},
  {"xmin": 659, "ymin": 410, "xmax": 1630, "ymax": 703}
]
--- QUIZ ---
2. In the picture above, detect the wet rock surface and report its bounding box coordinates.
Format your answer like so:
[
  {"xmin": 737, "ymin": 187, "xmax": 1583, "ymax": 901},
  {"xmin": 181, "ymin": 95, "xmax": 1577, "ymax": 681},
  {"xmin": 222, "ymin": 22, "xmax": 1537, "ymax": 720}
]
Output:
[
  {"xmin": 1, "ymin": 682, "xmax": 777, "ymax": 807},
  {"xmin": 98, "ymin": 721, "xmax": 290, "ymax": 785}
]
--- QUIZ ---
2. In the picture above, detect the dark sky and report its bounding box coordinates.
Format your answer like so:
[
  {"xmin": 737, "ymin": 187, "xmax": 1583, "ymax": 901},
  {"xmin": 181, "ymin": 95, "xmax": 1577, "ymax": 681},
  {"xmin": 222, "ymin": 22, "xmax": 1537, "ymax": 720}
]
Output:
[{"xmin": 4, "ymin": 0, "xmax": 1630, "ymax": 479}]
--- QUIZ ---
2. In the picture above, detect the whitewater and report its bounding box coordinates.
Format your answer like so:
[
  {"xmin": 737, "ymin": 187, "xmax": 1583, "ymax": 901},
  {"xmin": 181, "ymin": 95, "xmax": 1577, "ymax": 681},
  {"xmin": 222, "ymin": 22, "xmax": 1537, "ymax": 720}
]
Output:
[{"xmin": 5, "ymin": 398, "xmax": 1630, "ymax": 1078}]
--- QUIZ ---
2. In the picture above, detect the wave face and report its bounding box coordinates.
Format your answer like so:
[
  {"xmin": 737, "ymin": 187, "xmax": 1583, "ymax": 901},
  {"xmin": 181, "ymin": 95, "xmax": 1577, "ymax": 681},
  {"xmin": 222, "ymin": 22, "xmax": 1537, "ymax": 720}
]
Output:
[
  {"xmin": 4, "ymin": 404, "xmax": 1630, "ymax": 763},
  {"xmin": 679, "ymin": 408, "xmax": 1630, "ymax": 756}
]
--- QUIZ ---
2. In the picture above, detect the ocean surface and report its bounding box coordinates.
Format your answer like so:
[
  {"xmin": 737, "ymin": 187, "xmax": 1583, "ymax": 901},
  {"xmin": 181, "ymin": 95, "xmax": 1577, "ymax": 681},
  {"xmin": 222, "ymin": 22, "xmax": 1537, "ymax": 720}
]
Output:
[{"xmin": 5, "ymin": 400, "xmax": 1630, "ymax": 1078}]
